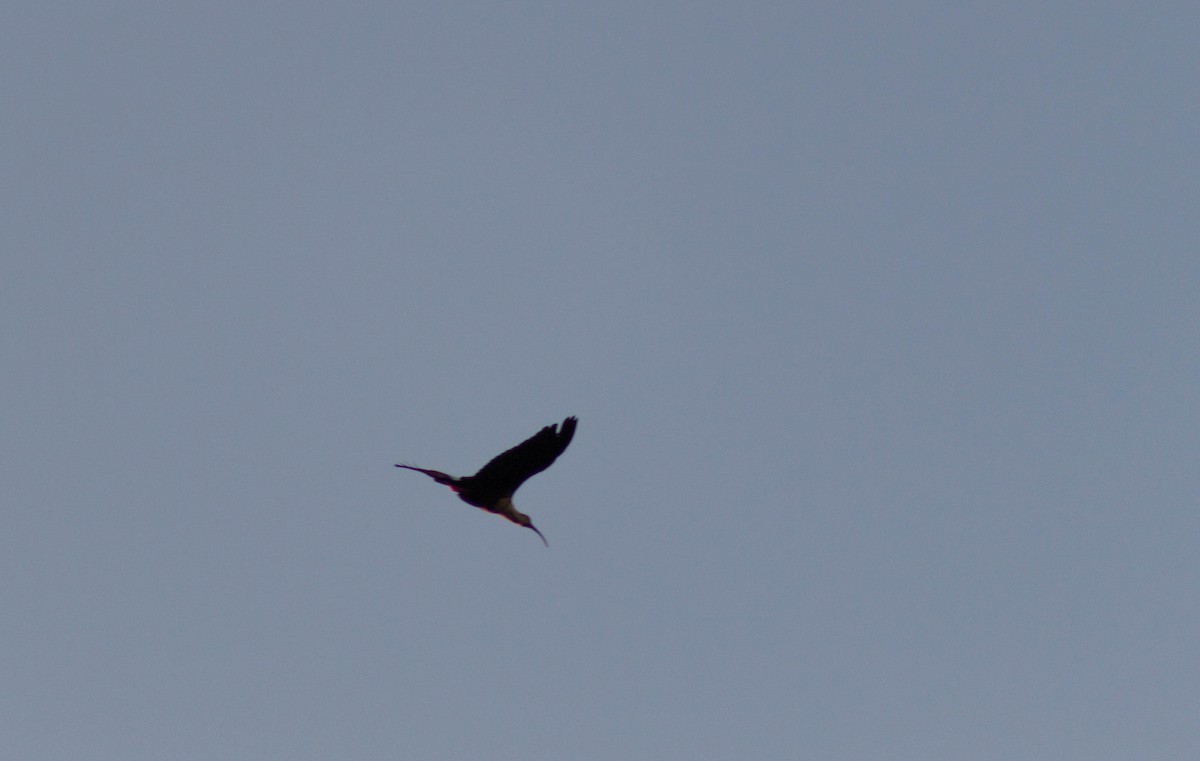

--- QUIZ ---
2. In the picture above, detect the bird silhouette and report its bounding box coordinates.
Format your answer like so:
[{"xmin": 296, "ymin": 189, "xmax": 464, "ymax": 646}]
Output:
[{"xmin": 395, "ymin": 417, "xmax": 577, "ymax": 546}]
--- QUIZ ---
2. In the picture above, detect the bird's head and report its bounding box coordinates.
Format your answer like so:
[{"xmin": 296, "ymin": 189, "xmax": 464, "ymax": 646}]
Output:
[{"xmin": 514, "ymin": 513, "xmax": 549, "ymax": 547}]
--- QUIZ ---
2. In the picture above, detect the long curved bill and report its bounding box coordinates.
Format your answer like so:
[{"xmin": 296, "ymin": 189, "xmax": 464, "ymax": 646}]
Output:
[{"xmin": 528, "ymin": 524, "xmax": 549, "ymax": 547}]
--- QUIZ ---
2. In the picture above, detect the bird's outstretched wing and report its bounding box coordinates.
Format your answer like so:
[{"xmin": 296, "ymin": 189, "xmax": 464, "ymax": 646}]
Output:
[
  {"xmin": 393, "ymin": 464, "xmax": 459, "ymax": 488},
  {"xmin": 469, "ymin": 416, "xmax": 577, "ymax": 497}
]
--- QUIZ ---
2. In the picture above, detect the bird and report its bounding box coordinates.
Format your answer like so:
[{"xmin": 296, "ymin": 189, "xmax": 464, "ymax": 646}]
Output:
[{"xmin": 395, "ymin": 417, "xmax": 577, "ymax": 546}]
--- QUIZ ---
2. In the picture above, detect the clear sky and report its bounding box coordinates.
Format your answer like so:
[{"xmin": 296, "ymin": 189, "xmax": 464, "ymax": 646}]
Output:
[{"xmin": 3, "ymin": 3, "xmax": 1197, "ymax": 759}]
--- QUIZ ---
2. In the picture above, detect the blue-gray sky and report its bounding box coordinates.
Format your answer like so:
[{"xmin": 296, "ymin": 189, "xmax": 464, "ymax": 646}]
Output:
[{"xmin": 4, "ymin": 3, "xmax": 1197, "ymax": 759}]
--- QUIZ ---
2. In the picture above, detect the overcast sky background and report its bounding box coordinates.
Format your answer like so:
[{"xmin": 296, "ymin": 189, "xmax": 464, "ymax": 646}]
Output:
[{"xmin": 3, "ymin": 3, "xmax": 1198, "ymax": 759}]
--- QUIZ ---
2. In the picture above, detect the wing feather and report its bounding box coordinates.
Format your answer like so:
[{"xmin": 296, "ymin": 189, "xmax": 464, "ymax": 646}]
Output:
[{"xmin": 469, "ymin": 417, "xmax": 577, "ymax": 498}]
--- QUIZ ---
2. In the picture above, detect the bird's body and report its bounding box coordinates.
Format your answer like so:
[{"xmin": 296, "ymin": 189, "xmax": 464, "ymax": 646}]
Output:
[{"xmin": 395, "ymin": 417, "xmax": 577, "ymax": 546}]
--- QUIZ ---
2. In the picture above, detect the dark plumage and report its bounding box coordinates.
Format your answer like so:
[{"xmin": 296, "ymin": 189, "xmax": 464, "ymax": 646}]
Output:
[{"xmin": 395, "ymin": 417, "xmax": 577, "ymax": 546}]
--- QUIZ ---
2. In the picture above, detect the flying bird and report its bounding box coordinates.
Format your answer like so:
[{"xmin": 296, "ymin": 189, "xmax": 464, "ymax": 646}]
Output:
[{"xmin": 395, "ymin": 416, "xmax": 577, "ymax": 546}]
